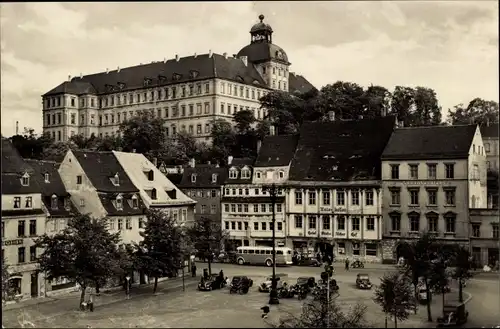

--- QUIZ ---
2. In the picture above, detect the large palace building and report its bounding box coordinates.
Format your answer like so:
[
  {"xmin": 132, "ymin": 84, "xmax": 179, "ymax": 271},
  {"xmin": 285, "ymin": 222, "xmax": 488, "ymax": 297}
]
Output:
[{"xmin": 41, "ymin": 15, "xmax": 315, "ymax": 142}]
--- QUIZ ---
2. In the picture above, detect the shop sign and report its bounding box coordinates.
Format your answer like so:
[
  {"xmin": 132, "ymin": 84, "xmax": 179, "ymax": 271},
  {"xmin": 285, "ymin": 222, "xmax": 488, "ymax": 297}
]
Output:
[
  {"xmin": 307, "ymin": 230, "xmax": 317, "ymax": 235},
  {"xmin": 2, "ymin": 239, "xmax": 23, "ymax": 246},
  {"xmin": 351, "ymin": 231, "xmax": 359, "ymax": 237},
  {"xmin": 335, "ymin": 231, "xmax": 346, "ymax": 236},
  {"xmin": 334, "ymin": 207, "xmax": 346, "ymax": 213},
  {"xmin": 396, "ymin": 180, "xmax": 452, "ymax": 186},
  {"xmin": 319, "ymin": 207, "xmax": 332, "ymax": 213},
  {"xmin": 321, "ymin": 230, "xmax": 332, "ymax": 236}
]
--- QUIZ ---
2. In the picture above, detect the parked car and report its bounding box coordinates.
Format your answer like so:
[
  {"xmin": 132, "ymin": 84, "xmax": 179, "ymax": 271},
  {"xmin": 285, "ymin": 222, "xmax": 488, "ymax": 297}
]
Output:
[
  {"xmin": 351, "ymin": 259, "xmax": 364, "ymax": 268},
  {"xmin": 296, "ymin": 257, "xmax": 322, "ymax": 267},
  {"xmin": 198, "ymin": 274, "xmax": 225, "ymax": 291},
  {"xmin": 318, "ymin": 278, "xmax": 339, "ymax": 291},
  {"xmin": 355, "ymin": 273, "xmax": 373, "ymax": 290},
  {"xmin": 230, "ymin": 276, "xmax": 253, "ymax": 294},
  {"xmin": 259, "ymin": 273, "xmax": 288, "ymax": 292}
]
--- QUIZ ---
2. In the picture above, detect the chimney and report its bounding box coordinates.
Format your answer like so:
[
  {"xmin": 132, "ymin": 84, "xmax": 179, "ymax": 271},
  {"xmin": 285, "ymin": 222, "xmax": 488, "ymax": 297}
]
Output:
[
  {"xmin": 227, "ymin": 155, "xmax": 234, "ymax": 165},
  {"xmin": 189, "ymin": 158, "xmax": 195, "ymax": 168},
  {"xmin": 153, "ymin": 157, "xmax": 158, "ymax": 167},
  {"xmin": 328, "ymin": 111, "xmax": 335, "ymax": 122},
  {"xmin": 257, "ymin": 140, "xmax": 262, "ymax": 154},
  {"xmin": 15, "ymin": 121, "xmax": 19, "ymax": 135},
  {"xmin": 106, "ymin": 68, "xmax": 109, "ymax": 74},
  {"xmin": 117, "ymin": 66, "xmax": 120, "ymax": 73},
  {"xmin": 175, "ymin": 54, "xmax": 179, "ymax": 62},
  {"xmin": 209, "ymin": 50, "xmax": 213, "ymax": 58},
  {"xmin": 68, "ymin": 75, "xmax": 71, "ymax": 81},
  {"xmin": 163, "ymin": 57, "xmax": 166, "ymax": 63},
  {"xmin": 223, "ymin": 52, "xmax": 228, "ymax": 59},
  {"xmin": 269, "ymin": 125, "xmax": 276, "ymax": 136},
  {"xmin": 194, "ymin": 53, "xmax": 197, "ymax": 58},
  {"xmin": 80, "ymin": 72, "xmax": 83, "ymax": 79},
  {"xmin": 240, "ymin": 56, "xmax": 248, "ymax": 66}
]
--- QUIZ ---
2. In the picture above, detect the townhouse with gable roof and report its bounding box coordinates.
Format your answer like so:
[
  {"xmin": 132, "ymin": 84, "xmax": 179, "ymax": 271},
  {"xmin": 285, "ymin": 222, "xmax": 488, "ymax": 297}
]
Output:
[
  {"xmin": 1, "ymin": 139, "xmax": 47, "ymax": 301},
  {"xmin": 380, "ymin": 124, "xmax": 488, "ymax": 262},
  {"xmin": 24, "ymin": 159, "xmax": 80, "ymax": 296}
]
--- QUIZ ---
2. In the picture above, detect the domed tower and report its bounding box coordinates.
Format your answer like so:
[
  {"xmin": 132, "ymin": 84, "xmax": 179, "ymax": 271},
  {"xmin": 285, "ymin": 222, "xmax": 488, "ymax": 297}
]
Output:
[{"xmin": 237, "ymin": 14, "xmax": 290, "ymax": 92}]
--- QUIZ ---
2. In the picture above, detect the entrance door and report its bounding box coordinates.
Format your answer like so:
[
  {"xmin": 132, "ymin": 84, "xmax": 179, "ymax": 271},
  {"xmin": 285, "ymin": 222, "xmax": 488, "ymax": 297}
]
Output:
[{"xmin": 30, "ymin": 273, "xmax": 38, "ymax": 298}]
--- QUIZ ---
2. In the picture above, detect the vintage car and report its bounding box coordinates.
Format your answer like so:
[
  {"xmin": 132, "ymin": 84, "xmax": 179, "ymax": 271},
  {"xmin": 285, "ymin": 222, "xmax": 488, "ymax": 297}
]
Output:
[
  {"xmin": 356, "ymin": 273, "xmax": 373, "ymax": 289},
  {"xmin": 416, "ymin": 283, "xmax": 432, "ymax": 304},
  {"xmin": 437, "ymin": 302, "xmax": 468, "ymax": 327},
  {"xmin": 296, "ymin": 257, "xmax": 322, "ymax": 267},
  {"xmin": 198, "ymin": 274, "xmax": 225, "ymax": 291},
  {"xmin": 317, "ymin": 278, "xmax": 339, "ymax": 291},
  {"xmin": 230, "ymin": 276, "xmax": 253, "ymax": 294},
  {"xmin": 258, "ymin": 273, "xmax": 288, "ymax": 292}
]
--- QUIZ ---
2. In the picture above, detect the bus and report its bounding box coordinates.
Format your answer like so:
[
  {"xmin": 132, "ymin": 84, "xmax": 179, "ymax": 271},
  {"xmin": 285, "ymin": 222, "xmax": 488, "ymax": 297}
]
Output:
[{"xmin": 235, "ymin": 246, "xmax": 293, "ymax": 266}]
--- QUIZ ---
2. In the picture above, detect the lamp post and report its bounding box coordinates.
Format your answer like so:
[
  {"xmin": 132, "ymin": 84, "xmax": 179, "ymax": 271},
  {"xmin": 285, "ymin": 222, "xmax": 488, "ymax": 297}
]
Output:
[{"xmin": 262, "ymin": 183, "xmax": 284, "ymax": 305}]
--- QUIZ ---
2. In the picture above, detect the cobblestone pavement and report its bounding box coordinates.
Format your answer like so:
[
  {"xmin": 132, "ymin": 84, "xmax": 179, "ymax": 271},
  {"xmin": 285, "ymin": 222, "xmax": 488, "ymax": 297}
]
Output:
[{"xmin": 3, "ymin": 264, "xmax": 497, "ymax": 328}]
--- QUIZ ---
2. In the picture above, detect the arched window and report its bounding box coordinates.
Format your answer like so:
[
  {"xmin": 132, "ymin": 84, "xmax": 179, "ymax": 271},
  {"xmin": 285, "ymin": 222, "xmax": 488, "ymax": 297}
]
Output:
[
  {"xmin": 51, "ymin": 195, "xmax": 58, "ymax": 210},
  {"xmin": 151, "ymin": 188, "xmax": 157, "ymax": 200}
]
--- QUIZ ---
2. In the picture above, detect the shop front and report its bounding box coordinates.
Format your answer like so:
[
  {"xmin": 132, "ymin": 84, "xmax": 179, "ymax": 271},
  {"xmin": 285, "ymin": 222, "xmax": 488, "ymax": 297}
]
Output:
[{"xmin": 5, "ymin": 266, "xmax": 45, "ymax": 301}]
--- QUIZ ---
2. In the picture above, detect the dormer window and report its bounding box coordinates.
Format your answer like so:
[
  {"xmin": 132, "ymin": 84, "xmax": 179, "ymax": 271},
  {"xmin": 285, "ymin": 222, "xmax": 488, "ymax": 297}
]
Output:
[
  {"xmin": 278, "ymin": 171, "xmax": 285, "ymax": 179},
  {"xmin": 21, "ymin": 173, "xmax": 30, "ymax": 186},
  {"xmin": 51, "ymin": 195, "xmax": 58, "ymax": 210},
  {"xmin": 241, "ymin": 169, "xmax": 251, "ymax": 179},
  {"xmin": 64, "ymin": 198, "xmax": 70, "ymax": 210},
  {"xmin": 44, "ymin": 173, "xmax": 50, "ymax": 183},
  {"xmin": 256, "ymin": 172, "xmax": 261, "ymax": 179},
  {"xmin": 212, "ymin": 173, "xmax": 218, "ymax": 183},
  {"xmin": 151, "ymin": 188, "xmax": 157, "ymax": 200},
  {"xmin": 116, "ymin": 195, "xmax": 123, "ymax": 210},
  {"xmin": 111, "ymin": 173, "xmax": 120, "ymax": 186},
  {"xmin": 191, "ymin": 174, "xmax": 197, "ymax": 183},
  {"xmin": 131, "ymin": 195, "xmax": 139, "ymax": 209},
  {"xmin": 229, "ymin": 169, "xmax": 238, "ymax": 179},
  {"xmin": 148, "ymin": 170, "xmax": 154, "ymax": 181}
]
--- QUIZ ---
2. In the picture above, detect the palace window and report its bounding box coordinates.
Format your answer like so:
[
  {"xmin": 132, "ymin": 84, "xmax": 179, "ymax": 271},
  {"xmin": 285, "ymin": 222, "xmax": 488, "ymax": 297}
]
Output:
[
  {"xmin": 337, "ymin": 216, "xmax": 345, "ymax": 230},
  {"xmin": 308, "ymin": 191, "xmax": 316, "ymax": 205},
  {"xmin": 409, "ymin": 213, "xmax": 420, "ymax": 232},
  {"xmin": 391, "ymin": 164, "xmax": 399, "ymax": 179},
  {"xmin": 295, "ymin": 191, "xmax": 303, "ymax": 205},
  {"xmin": 322, "ymin": 215, "xmax": 330, "ymax": 230},
  {"xmin": 427, "ymin": 164, "xmax": 437, "ymax": 179},
  {"xmin": 445, "ymin": 164, "xmax": 455, "ymax": 179},
  {"xmin": 445, "ymin": 214, "xmax": 456, "ymax": 233},
  {"xmin": 409, "ymin": 164, "xmax": 419, "ymax": 179},
  {"xmin": 294, "ymin": 215, "xmax": 303, "ymax": 228},
  {"xmin": 308, "ymin": 216, "xmax": 317, "ymax": 229},
  {"xmin": 336, "ymin": 190, "xmax": 345, "ymax": 205},
  {"xmin": 365, "ymin": 190, "xmax": 374, "ymax": 206},
  {"xmin": 366, "ymin": 217, "xmax": 375, "ymax": 231},
  {"xmin": 351, "ymin": 190, "xmax": 359, "ymax": 206},
  {"xmin": 390, "ymin": 213, "xmax": 401, "ymax": 231},
  {"xmin": 351, "ymin": 217, "xmax": 360, "ymax": 231},
  {"xmin": 322, "ymin": 191, "xmax": 330, "ymax": 205}
]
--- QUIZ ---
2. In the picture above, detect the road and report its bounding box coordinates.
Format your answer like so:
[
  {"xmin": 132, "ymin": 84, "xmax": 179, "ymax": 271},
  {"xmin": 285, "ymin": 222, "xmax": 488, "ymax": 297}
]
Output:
[{"xmin": 2, "ymin": 263, "xmax": 498, "ymax": 328}]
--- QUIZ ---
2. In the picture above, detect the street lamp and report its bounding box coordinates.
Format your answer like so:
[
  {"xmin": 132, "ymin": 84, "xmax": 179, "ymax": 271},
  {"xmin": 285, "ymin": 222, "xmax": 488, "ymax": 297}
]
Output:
[{"xmin": 262, "ymin": 183, "xmax": 286, "ymax": 305}]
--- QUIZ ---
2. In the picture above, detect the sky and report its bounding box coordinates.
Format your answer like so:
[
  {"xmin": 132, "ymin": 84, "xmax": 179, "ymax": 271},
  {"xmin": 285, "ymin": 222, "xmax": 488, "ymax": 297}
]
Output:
[{"xmin": 0, "ymin": 1, "xmax": 498, "ymax": 137}]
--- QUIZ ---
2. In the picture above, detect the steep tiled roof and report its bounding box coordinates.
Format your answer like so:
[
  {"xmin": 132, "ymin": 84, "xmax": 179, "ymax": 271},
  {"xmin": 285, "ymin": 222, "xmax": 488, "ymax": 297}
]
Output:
[
  {"xmin": 1, "ymin": 138, "xmax": 34, "ymax": 174},
  {"xmin": 289, "ymin": 73, "xmax": 316, "ymax": 94},
  {"xmin": 72, "ymin": 151, "xmax": 138, "ymax": 193},
  {"xmin": 382, "ymin": 124, "xmax": 477, "ymax": 160},
  {"xmin": 44, "ymin": 54, "xmax": 267, "ymax": 96},
  {"xmin": 480, "ymin": 123, "xmax": 499, "ymax": 138},
  {"xmin": 166, "ymin": 173, "xmax": 184, "ymax": 185},
  {"xmin": 255, "ymin": 135, "xmax": 299, "ymax": 167},
  {"xmin": 224, "ymin": 158, "xmax": 255, "ymax": 184},
  {"xmin": 237, "ymin": 42, "xmax": 289, "ymax": 64},
  {"xmin": 289, "ymin": 116, "xmax": 397, "ymax": 181},
  {"xmin": 1, "ymin": 173, "xmax": 41, "ymax": 195},
  {"xmin": 98, "ymin": 193, "xmax": 145, "ymax": 216},
  {"xmin": 179, "ymin": 165, "xmax": 228, "ymax": 188}
]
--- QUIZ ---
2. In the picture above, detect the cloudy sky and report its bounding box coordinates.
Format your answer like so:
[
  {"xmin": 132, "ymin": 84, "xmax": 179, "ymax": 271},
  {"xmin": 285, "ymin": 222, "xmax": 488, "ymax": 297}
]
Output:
[{"xmin": 1, "ymin": 1, "xmax": 498, "ymax": 136}]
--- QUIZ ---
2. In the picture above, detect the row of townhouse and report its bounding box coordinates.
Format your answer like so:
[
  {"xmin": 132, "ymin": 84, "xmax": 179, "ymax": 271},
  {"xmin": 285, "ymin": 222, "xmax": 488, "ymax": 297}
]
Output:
[
  {"xmin": 172, "ymin": 115, "xmax": 498, "ymax": 266},
  {"xmin": 2, "ymin": 139, "xmax": 195, "ymax": 301}
]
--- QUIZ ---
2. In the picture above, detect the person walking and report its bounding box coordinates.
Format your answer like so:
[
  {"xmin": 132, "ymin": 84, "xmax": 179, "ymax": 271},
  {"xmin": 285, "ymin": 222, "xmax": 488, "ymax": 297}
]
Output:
[
  {"xmin": 191, "ymin": 264, "xmax": 197, "ymax": 277},
  {"xmin": 88, "ymin": 288, "xmax": 94, "ymax": 312},
  {"xmin": 345, "ymin": 258, "xmax": 350, "ymax": 271}
]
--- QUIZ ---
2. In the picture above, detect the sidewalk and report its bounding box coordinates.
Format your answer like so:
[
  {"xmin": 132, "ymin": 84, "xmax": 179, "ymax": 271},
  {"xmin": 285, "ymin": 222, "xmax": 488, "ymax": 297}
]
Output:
[{"xmin": 3, "ymin": 274, "xmax": 199, "ymax": 313}]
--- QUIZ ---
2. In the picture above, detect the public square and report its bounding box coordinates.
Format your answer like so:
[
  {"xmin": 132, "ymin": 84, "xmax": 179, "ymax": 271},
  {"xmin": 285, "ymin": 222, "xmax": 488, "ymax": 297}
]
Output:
[{"xmin": 3, "ymin": 263, "xmax": 499, "ymax": 328}]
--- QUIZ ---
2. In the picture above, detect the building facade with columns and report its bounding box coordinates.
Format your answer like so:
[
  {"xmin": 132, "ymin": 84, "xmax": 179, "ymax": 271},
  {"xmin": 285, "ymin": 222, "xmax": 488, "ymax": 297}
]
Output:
[
  {"xmin": 284, "ymin": 116, "xmax": 397, "ymax": 262},
  {"xmin": 381, "ymin": 124, "xmax": 488, "ymax": 262},
  {"xmin": 41, "ymin": 15, "xmax": 315, "ymax": 143}
]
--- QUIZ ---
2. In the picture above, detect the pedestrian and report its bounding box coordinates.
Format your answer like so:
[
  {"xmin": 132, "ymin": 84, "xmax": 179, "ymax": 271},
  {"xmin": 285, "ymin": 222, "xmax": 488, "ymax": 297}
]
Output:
[
  {"xmin": 88, "ymin": 288, "xmax": 94, "ymax": 312},
  {"xmin": 191, "ymin": 264, "xmax": 197, "ymax": 277},
  {"xmin": 345, "ymin": 258, "xmax": 350, "ymax": 271},
  {"xmin": 125, "ymin": 278, "xmax": 131, "ymax": 300}
]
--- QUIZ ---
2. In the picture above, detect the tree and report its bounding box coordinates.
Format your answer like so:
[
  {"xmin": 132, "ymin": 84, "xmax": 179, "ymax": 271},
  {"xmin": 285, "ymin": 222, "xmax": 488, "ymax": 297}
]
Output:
[
  {"xmin": 2, "ymin": 254, "xmax": 10, "ymax": 302},
  {"xmin": 447, "ymin": 98, "xmax": 499, "ymax": 126},
  {"xmin": 175, "ymin": 131, "xmax": 203, "ymax": 161},
  {"xmin": 317, "ymin": 81, "xmax": 365, "ymax": 120},
  {"xmin": 186, "ymin": 216, "xmax": 228, "ymax": 276},
  {"xmin": 428, "ymin": 252, "xmax": 452, "ymax": 317},
  {"xmin": 137, "ymin": 209, "xmax": 184, "ymax": 293},
  {"xmin": 450, "ymin": 245, "xmax": 474, "ymax": 302},
  {"xmin": 390, "ymin": 86, "xmax": 442, "ymax": 127},
  {"xmin": 119, "ymin": 111, "xmax": 168, "ymax": 154},
  {"xmin": 210, "ymin": 119, "xmax": 236, "ymax": 165},
  {"xmin": 41, "ymin": 141, "xmax": 77, "ymax": 162},
  {"xmin": 233, "ymin": 109, "xmax": 256, "ymax": 134},
  {"xmin": 94, "ymin": 135, "xmax": 123, "ymax": 151},
  {"xmin": 362, "ymin": 85, "xmax": 392, "ymax": 118},
  {"xmin": 35, "ymin": 214, "xmax": 123, "ymax": 307},
  {"xmin": 374, "ymin": 272, "xmax": 417, "ymax": 328},
  {"xmin": 10, "ymin": 128, "xmax": 52, "ymax": 159},
  {"xmin": 399, "ymin": 233, "xmax": 439, "ymax": 321},
  {"xmin": 276, "ymin": 287, "xmax": 368, "ymax": 328}
]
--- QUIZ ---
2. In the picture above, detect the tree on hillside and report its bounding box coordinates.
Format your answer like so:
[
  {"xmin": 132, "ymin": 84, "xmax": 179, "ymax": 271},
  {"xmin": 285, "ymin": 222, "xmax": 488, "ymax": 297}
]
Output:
[
  {"xmin": 390, "ymin": 86, "xmax": 442, "ymax": 127},
  {"xmin": 259, "ymin": 91, "xmax": 312, "ymax": 134},
  {"xmin": 447, "ymin": 98, "xmax": 499, "ymax": 125},
  {"xmin": 210, "ymin": 119, "xmax": 236, "ymax": 165},
  {"xmin": 399, "ymin": 233, "xmax": 439, "ymax": 322},
  {"xmin": 233, "ymin": 109, "xmax": 256, "ymax": 134},
  {"xmin": 10, "ymin": 128, "xmax": 52, "ymax": 159},
  {"xmin": 317, "ymin": 81, "xmax": 365, "ymax": 120},
  {"xmin": 256, "ymin": 119, "xmax": 272, "ymax": 139},
  {"xmin": 276, "ymin": 286, "xmax": 368, "ymax": 328},
  {"xmin": 137, "ymin": 209, "xmax": 184, "ymax": 293},
  {"xmin": 362, "ymin": 85, "xmax": 392, "ymax": 118},
  {"xmin": 119, "ymin": 111, "xmax": 168, "ymax": 155},
  {"xmin": 374, "ymin": 272, "xmax": 417, "ymax": 328},
  {"xmin": 450, "ymin": 245, "xmax": 474, "ymax": 302},
  {"xmin": 186, "ymin": 216, "xmax": 228, "ymax": 276},
  {"xmin": 175, "ymin": 131, "xmax": 207, "ymax": 162},
  {"xmin": 94, "ymin": 135, "xmax": 123, "ymax": 151},
  {"xmin": 42, "ymin": 141, "xmax": 78, "ymax": 162},
  {"xmin": 35, "ymin": 214, "xmax": 123, "ymax": 308}
]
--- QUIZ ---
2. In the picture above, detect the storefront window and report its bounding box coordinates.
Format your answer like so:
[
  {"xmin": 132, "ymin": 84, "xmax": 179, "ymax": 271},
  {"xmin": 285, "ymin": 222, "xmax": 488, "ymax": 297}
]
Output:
[
  {"xmin": 365, "ymin": 243, "xmax": 377, "ymax": 256},
  {"xmin": 337, "ymin": 242, "xmax": 346, "ymax": 255},
  {"xmin": 352, "ymin": 243, "xmax": 360, "ymax": 256}
]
